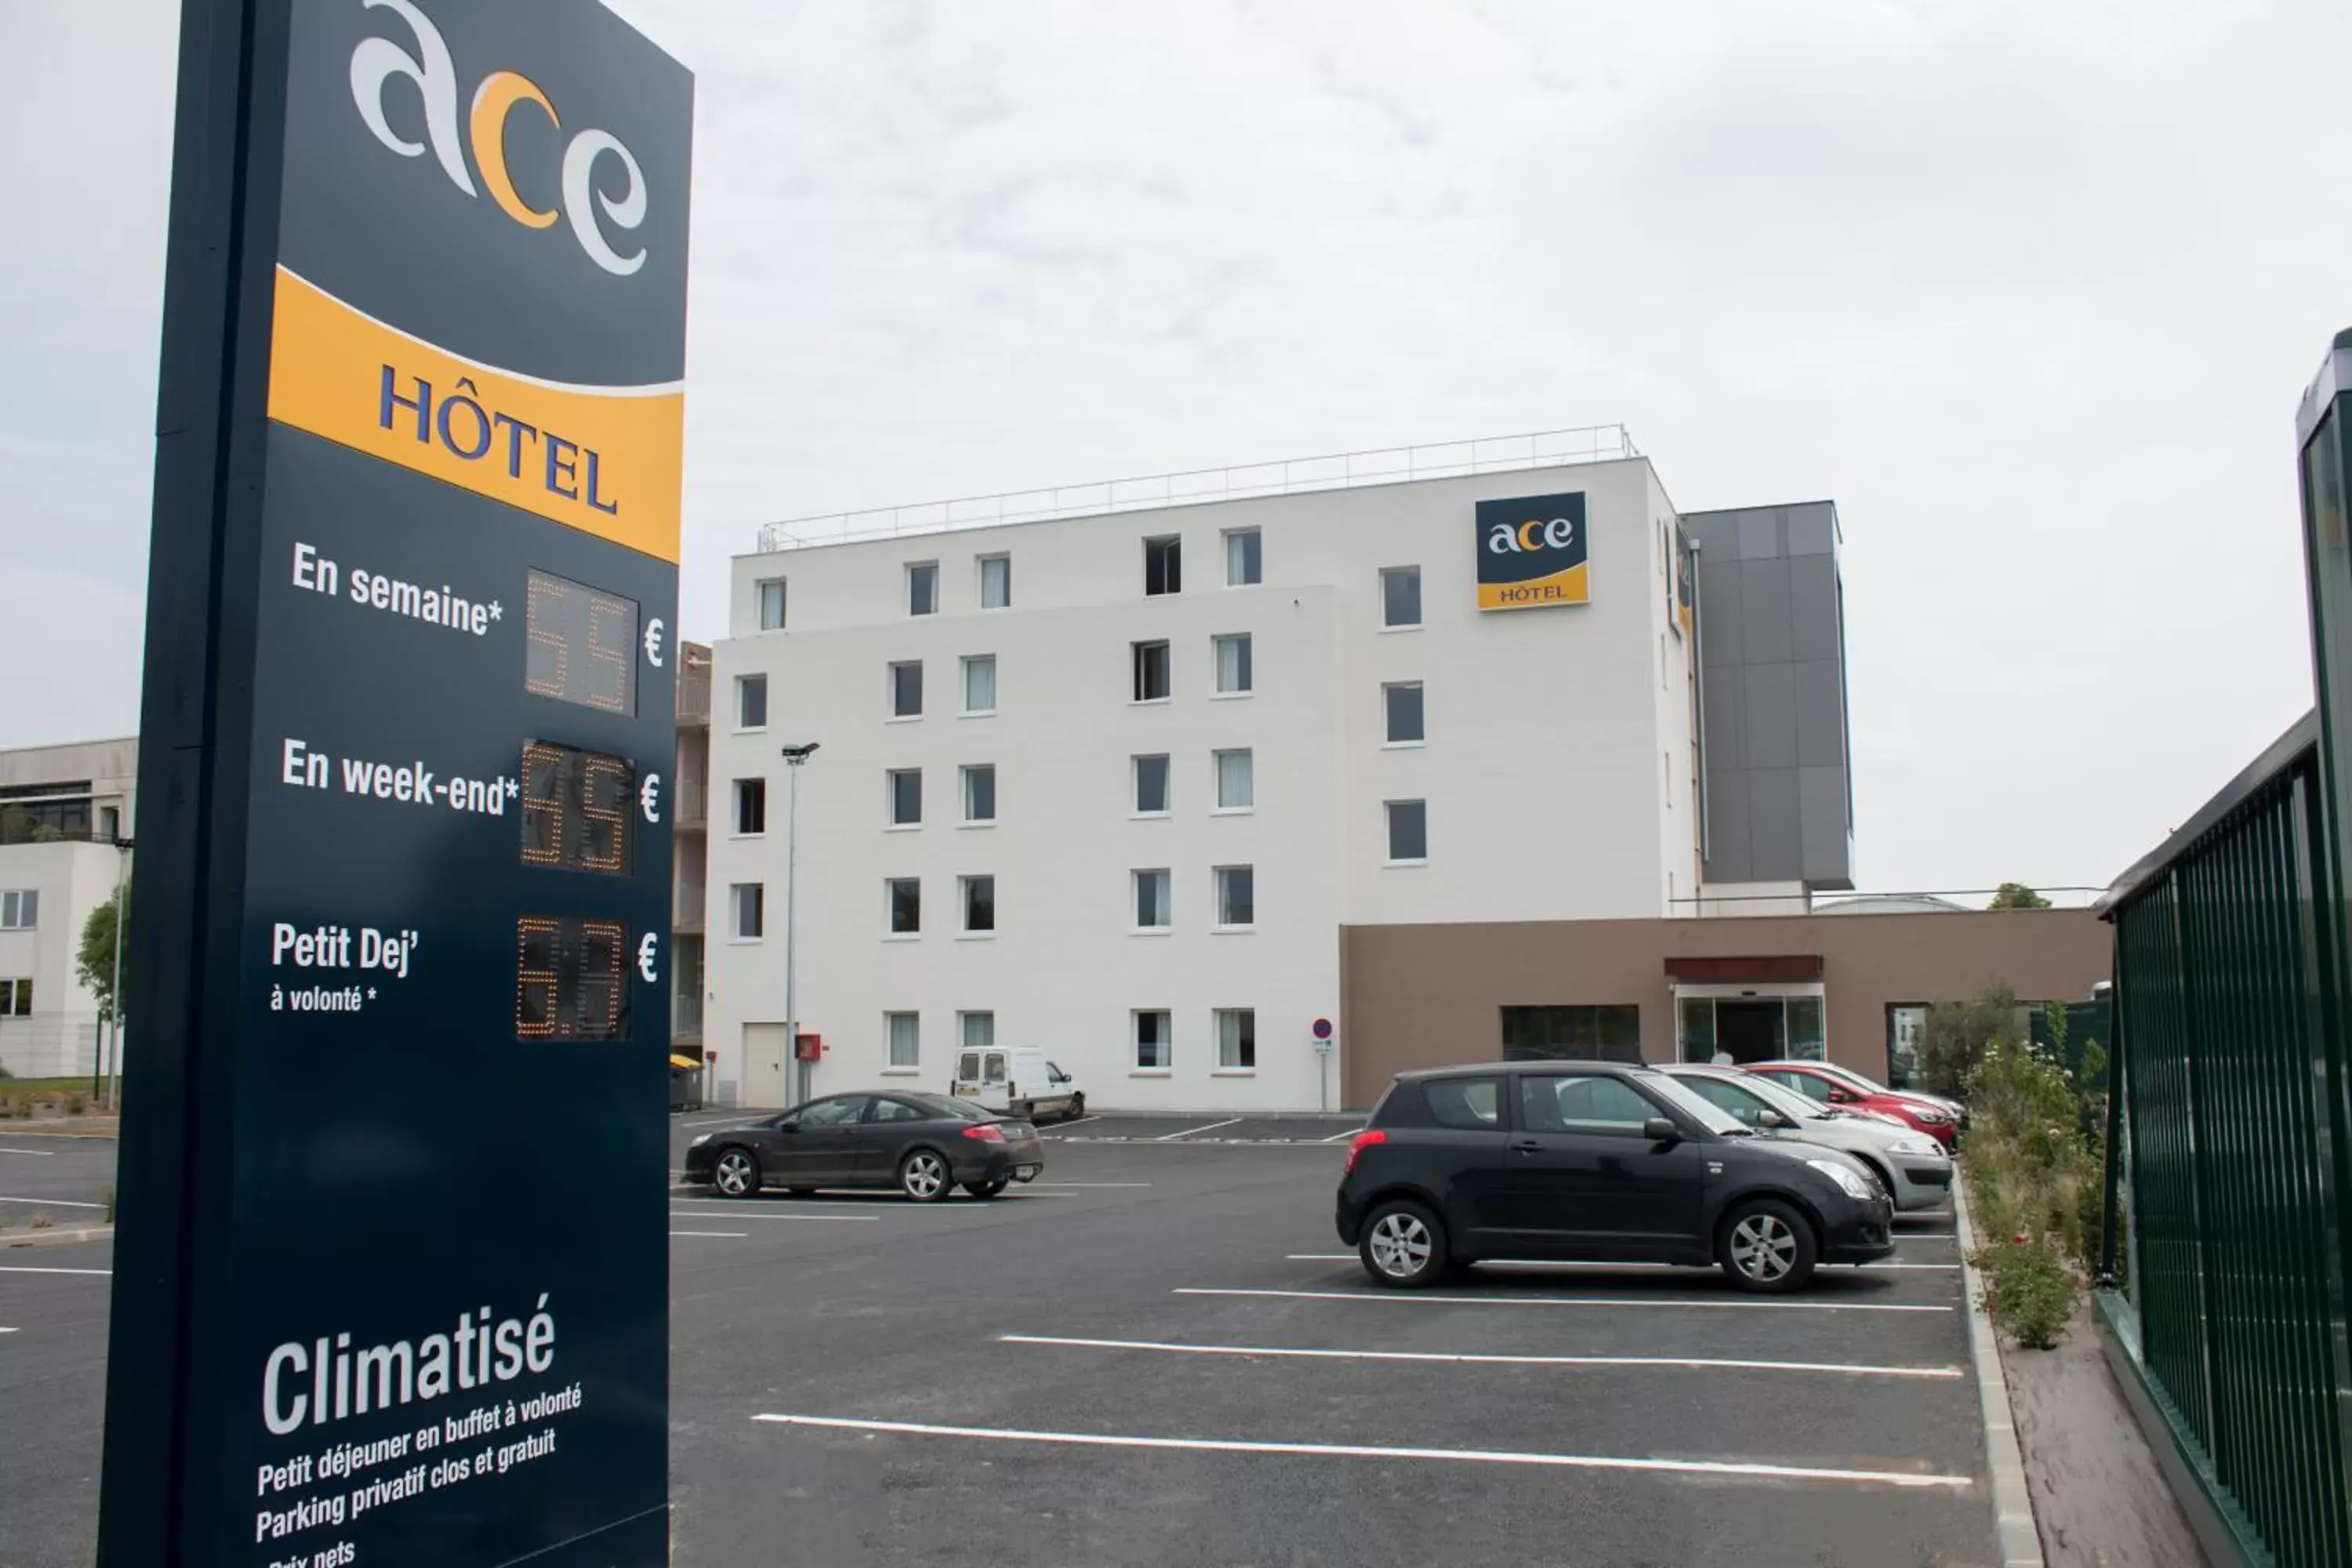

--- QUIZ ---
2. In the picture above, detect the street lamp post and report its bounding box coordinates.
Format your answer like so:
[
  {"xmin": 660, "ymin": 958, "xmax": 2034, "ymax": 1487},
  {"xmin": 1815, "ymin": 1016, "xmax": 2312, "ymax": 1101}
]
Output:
[
  {"xmin": 103, "ymin": 836, "xmax": 132, "ymax": 1112},
  {"xmin": 779, "ymin": 743, "xmax": 819, "ymax": 1105}
]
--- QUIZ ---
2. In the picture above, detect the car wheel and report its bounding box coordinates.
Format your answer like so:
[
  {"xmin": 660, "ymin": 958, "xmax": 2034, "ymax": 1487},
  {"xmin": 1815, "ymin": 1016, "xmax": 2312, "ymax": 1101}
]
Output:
[
  {"xmin": 1067, "ymin": 1094, "xmax": 1086, "ymax": 1120},
  {"xmin": 1719, "ymin": 1198, "xmax": 1817, "ymax": 1293},
  {"xmin": 964, "ymin": 1178, "xmax": 1010, "ymax": 1200},
  {"xmin": 898, "ymin": 1149, "xmax": 952, "ymax": 1203},
  {"xmin": 1359, "ymin": 1200, "xmax": 1450, "ymax": 1290},
  {"xmin": 711, "ymin": 1148, "xmax": 761, "ymax": 1200}
]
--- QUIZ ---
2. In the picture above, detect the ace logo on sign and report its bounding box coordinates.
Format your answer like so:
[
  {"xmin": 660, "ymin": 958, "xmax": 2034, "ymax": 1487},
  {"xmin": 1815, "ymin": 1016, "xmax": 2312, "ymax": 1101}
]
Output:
[{"xmin": 1475, "ymin": 491, "xmax": 1590, "ymax": 611}]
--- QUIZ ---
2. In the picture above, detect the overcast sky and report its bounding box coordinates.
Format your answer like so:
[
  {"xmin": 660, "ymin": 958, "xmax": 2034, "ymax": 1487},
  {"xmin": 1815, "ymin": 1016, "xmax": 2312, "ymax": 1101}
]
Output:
[{"xmin": 4, "ymin": 0, "xmax": 2346, "ymax": 898}]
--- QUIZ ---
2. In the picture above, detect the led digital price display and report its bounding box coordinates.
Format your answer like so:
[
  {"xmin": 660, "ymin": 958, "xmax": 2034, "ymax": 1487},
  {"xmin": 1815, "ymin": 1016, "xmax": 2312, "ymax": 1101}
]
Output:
[
  {"xmin": 515, "ymin": 915, "xmax": 631, "ymax": 1041},
  {"xmin": 521, "ymin": 740, "xmax": 632, "ymax": 877},
  {"xmin": 525, "ymin": 568, "xmax": 637, "ymax": 715}
]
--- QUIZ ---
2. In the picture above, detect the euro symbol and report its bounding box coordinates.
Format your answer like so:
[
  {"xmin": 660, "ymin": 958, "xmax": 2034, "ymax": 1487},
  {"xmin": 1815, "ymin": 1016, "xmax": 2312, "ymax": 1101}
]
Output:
[
  {"xmin": 640, "ymin": 771, "xmax": 662, "ymax": 824},
  {"xmin": 643, "ymin": 617, "xmax": 666, "ymax": 669},
  {"xmin": 637, "ymin": 931, "xmax": 659, "ymax": 984}
]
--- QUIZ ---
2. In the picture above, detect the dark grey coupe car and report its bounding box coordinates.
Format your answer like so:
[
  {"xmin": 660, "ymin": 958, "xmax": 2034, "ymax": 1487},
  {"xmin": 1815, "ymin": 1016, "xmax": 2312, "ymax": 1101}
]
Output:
[{"xmin": 684, "ymin": 1091, "xmax": 1046, "ymax": 1202}]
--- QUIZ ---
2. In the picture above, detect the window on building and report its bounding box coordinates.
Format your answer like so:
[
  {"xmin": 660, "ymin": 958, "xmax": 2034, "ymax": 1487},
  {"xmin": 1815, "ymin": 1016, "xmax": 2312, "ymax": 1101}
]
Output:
[
  {"xmin": 1384, "ymin": 682, "xmax": 1424, "ymax": 744},
  {"xmin": 734, "ymin": 778, "xmax": 767, "ymax": 835},
  {"xmin": 962, "ymin": 655, "xmax": 996, "ymax": 715},
  {"xmin": 1213, "ymin": 633, "xmax": 1253, "ymax": 695},
  {"xmin": 1385, "ymin": 800, "xmax": 1428, "ymax": 862},
  {"xmin": 961, "ymin": 764, "xmax": 996, "ymax": 823},
  {"xmin": 1225, "ymin": 528, "xmax": 1261, "ymax": 586},
  {"xmin": 736, "ymin": 673, "xmax": 768, "ymax": 729},
  {"xmin": 1144, "ymin": 535, "xmax": 1182, "ymax": 596},
  {"xmin": 960, "ymin": 1011, "xmax": 995, "ymax": 1054},
  {"xmin": 886, "ymin": 1011, "xmax": 920, "ymax": 1069},
  {"xmin": 1216, "ymin": 1007, "xmax": 1256, "ymax": 1070},
  {"xmin": 1134, "ymin": 754, "xmax": 1171, "ymax": 815},
  {"xmin": 1886, "ymin": 1004, "xmax": 1928, "ymax": 1090},
  {"xmin": 978, "ymin": 554, "xmax": 1011, "ymax": 610},
  {"xmin": 1134, "ymin": 1009, "xmax": 1172, "ymax": 1069},
  {"xmin": 1134, "ymin": 869, "xmax": 1171, "ymax": 928},
  {"xmin": 1500, "ymin": 1005, "xmax": 1642, "ymax": 1063},
  {"xmin": 907, "ymin": 561, "xmax": 938, "ymax": 617},
  {"xmin": 756, "ymin": 578, "xmax": 786, "ymax": 631},
  {"xmin": 1214, "ymin": 865, "xmax": 1254, "ymax": 927},
  {"xmin": 1214, "ymin": 749, "xmax": 1253, "ymax": 811},
  {"xmin": 731, "ymin": 883, "xmax": 765, "ymax": 939},
  {"xmin": 887, "ymin": 768, "xmax": 922, "ymax": 826},
  {"xmin": 1381, "ymin": 565, "xmax": 1422, "ymax": 628},
  {"xmin": 1133, "ymin": 640, "xmax": 1171, "ymax": 702},
  {"xmin": 961, "ymin": 875, "xmax": 996, "ymax": 933},
  {"xmin": 0, "ymin": 786, "xmax": 93, "ymax": 844},
  {"xmin": 0, "ymin": 979, "xmax": 29, "ymax": 1018},
  {"xmin": 0, "ymin": 890, "xmax": 36, "ymax": 930},
  {"xmin": 887, "ymin": 878, "xmax": 920, "ymax": 935},
  {"xmin": 889, "ymin": 660, "xmax": 924, "ymax": 718}
]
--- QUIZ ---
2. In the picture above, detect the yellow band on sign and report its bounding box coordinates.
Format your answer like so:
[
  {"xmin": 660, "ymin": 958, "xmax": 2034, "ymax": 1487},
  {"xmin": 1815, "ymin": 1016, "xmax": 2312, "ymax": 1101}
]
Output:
[
  {"xmin": 1478, "ymin": 562, "xmax": 1590, "ymax": 611},
  {"xmin": 265, "ymin": 267, "xmax": 684, "ymax": 564}
]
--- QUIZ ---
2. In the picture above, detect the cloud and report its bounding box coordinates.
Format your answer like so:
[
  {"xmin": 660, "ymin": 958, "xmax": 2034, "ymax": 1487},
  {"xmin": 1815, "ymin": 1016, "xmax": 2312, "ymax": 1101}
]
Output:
[{"xmin": 9, "ymin": 0, "xmax": 2350, "ymax": 893}]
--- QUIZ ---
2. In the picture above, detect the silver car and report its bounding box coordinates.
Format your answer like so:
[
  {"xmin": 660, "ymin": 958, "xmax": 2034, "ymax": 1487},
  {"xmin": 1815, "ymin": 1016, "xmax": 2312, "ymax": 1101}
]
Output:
[{"xmin": 1661, "ymin": 1064, "xmax": 1954, "ymax": 1212}]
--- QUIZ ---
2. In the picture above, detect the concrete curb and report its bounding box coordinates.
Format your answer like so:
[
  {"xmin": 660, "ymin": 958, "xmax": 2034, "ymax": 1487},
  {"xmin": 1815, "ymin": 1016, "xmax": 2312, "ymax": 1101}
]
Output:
[
  {"xmin": 1955, "ymin": 1175, "xmax": 2046, "ymax": 1568},
  {"xmin": 1, "ymin": 1224, "xmax": 114, "ymax": 1250}
]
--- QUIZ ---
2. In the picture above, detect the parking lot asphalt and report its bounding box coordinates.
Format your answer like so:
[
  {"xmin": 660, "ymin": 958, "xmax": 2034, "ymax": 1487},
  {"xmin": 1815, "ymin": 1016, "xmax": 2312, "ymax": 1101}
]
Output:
[
  {"xmin": 0, "ymin": 1119, "xmax": 1996, "ymax": 1568},
  {"xmin": 0, "ymin": 1135, "xmax": 117, "ymax": 1225}
]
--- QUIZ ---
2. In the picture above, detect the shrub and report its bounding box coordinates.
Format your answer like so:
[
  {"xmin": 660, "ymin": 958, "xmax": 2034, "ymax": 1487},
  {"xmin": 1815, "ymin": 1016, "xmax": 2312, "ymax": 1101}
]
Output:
[
  {"xmin": 1973, "ymin": 1237, "xmax": 2082, "ymax": 1348},
  {"xmin": 65, "ymin": 1094, "xmax": 85, "ymax": 1116},
  {"xmin": 27, "ymin": 1212, "xmax": 52, "ymax": 1231}
]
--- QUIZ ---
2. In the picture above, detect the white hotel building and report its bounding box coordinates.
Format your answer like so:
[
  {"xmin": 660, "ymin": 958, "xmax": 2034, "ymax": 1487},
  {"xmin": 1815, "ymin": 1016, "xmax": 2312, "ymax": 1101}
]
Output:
[{"xmin": 695, "ymin": 430, "xmax": 1823, "ymax": 1112}]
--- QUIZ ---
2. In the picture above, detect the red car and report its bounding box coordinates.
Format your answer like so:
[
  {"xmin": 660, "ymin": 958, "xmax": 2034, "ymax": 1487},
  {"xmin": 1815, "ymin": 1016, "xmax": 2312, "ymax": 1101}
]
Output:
[{"xmin": 1741, "ymin": 1061, "xmax": 1959, "ymax": 1149}]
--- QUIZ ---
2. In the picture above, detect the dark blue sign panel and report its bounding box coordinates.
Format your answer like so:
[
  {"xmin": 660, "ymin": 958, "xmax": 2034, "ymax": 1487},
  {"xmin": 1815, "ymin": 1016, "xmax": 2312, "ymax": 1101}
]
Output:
[{"xmin": 101, "ymin": 3, "xmax": 690, "ymax": 1564}]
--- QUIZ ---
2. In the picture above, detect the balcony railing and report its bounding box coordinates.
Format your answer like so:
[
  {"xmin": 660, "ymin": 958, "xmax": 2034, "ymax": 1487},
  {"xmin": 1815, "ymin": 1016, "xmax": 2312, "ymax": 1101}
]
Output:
[
  {"xmin": 754, "ymin": 424, "xmax": 1639, "ymax": 553},
  {"xmin": 672, "ymin": 993, "xmax": 702, "ymax": 1039},
  {"xmin": 673, "ymin": 883, "xmax": 705, "ymax": 931},
  {"xmin": 677, "ymin": 670, "xmax": 710, "ymax": 726},
  {"xmin": 676, "ymin": 781, "xmax": 707, "ymax": 827}
]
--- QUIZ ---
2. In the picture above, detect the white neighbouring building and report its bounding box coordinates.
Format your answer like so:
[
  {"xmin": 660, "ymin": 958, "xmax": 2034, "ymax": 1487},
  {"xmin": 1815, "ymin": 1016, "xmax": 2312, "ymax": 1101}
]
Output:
[
  {"xmin": 696, "ymin": 428, "xmax": 1856, "ymax": 1112},
  {"xmin": 0, "ymin": 738, "xmax": 139, "ymax": 1079}
]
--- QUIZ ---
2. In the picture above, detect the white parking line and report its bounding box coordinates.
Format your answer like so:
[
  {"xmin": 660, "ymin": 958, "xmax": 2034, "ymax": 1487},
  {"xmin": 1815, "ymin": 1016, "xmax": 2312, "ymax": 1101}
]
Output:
[
  {"xmin": 752, "ymin": 1414, "xmax": 1973, "ymax": 1489},
  {"xmin": 0, "ymin": 1265, "xmax": 111, "ymax": 1276},
  {"xmin": 0, "ymin": 1195, "xmax": 103, "ymax": 1208},
  {"xmin": 1002, "ymin": 1334, "xmax": 1966, "ymax": 1380},
  {"xmin": 1176, "ymin": 1287, "xmax": 1951, "ymax": 1315},
  {"xmin": 1028, "ymin": 1182, "xmax": 1152, "ymax": 1189},
  {"xmin": 1156, "ymin": 1119, "xmax": 1244, "ymax": 1142},
  {"xmin": 1283, "ymin": 1254, "xmax": 1960, "ymax": 1272},
  {"xmin": 1318, "ymin": 1127, "xmax": 1367, "ymax": 1144},
  {"xmin": 1038, "ymin": 1116, "xmax": 1102, "ymax": 1136},
  {"xmin": 670, "ymin": 1230, "xmax": 749, "ymax": 1238},
  {"xmin": 0, "ymin": 1148, "xmax": 57, "ymax": 1156},
  {"xmin": 0, "ymin": 1326, "xmax": 16, "ymax": 1333},
  {"xmin": 666, "ymin": 1210, "xmax": 880, "ymax": 1224}
]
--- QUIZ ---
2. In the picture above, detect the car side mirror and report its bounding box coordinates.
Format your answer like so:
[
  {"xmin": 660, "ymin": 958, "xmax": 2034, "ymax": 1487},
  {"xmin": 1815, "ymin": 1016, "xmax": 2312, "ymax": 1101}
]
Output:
[
  {"xmin": 1827, "ymin": 1088, "xmax": 1856, "ymax": 1104},
  {"xmin": 1642, "ymin": 1116, "xmax": 1679, "ymax": 1143},
  {"xmin": 777, "ymin": 1122, "xmax": 801, "ymax": 1134},
  {"xmin": 1758, "ymin": 1109, "xmax": 1793, "ymax": 1130}
]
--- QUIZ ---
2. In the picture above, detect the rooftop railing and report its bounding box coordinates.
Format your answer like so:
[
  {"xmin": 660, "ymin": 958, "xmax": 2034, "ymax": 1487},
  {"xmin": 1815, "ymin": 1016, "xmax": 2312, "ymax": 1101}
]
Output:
[{"xmin": 754, "ymin": 424, "xmax": 1638, "ymax": 554}]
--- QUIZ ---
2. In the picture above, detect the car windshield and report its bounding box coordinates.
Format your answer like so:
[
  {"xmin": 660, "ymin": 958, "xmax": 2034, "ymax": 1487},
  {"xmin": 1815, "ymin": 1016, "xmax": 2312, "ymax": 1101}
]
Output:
[
  {"xmin": 1719, "ymin": 1070, "xmax": 1834, "ymax": 1123},
  {"xmin": 1817, "ymin": 1062, "xmax": 1896, "ymax": 1096},
  {"xmin": 1633, "ymin": 1072, "xmax": 1750, "ymax": 1136}
]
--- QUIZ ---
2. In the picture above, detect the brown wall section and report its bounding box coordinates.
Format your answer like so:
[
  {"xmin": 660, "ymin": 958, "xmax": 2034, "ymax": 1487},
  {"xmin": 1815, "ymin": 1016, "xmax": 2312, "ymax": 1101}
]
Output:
[{"xmin": 1339, "ymin": 909, "xmax": 2113, "ymax": 1109}]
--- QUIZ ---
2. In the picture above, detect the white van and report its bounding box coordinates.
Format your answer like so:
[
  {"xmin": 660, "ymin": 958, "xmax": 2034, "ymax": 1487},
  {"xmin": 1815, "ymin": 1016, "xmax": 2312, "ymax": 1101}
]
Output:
[{"xmin": 953, "ymin": 1047, "xmax": 1084, "ymax": 1122}]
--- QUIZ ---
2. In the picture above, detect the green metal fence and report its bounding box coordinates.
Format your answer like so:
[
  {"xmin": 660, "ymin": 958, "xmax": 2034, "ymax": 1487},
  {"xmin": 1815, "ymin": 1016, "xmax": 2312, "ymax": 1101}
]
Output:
[{"xmin": 2101, "ymin": 713, "xmax": 2352, "ymax": 1566}]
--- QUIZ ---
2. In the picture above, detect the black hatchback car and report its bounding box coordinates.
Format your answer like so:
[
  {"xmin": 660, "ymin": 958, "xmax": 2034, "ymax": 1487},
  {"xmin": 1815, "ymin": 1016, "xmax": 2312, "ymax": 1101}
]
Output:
[
  {"xmin": 1337, "ymin": 1063, "xmax": 1894, "ymax": 1292},
  {"xmin": 685, "ymin": 1091, "xmax": 1045, "ymax": 1203}
]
